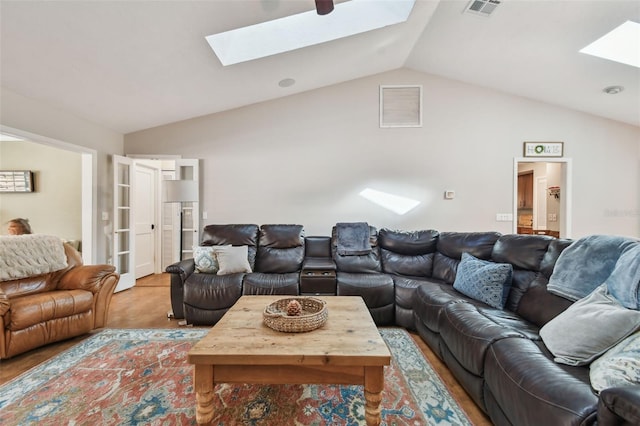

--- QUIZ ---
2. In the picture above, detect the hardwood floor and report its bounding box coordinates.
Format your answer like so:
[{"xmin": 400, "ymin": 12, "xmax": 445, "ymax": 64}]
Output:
[{"xmin": 0, "ymin": 273, "xmax": 491, "ymax": 425}]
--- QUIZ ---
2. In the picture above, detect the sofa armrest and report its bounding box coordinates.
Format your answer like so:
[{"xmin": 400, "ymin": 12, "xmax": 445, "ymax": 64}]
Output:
[
  {"xmin": 166, "ymin": 259, "xmax": 195, "ymax": 319},
  {"xmin": 166, "ymin": 259, "xmax": 196, "ymax": 281},
  {"xmin": 598, "ymin": 386, "xmax": 640, "ymax": 426},
  {"xmin": 57, "ymin": 264, "xmax": 117, "ymax": 293},
  {"xmin": 57, "ymin": 264, "xmax": 119, "ymax": 328}
]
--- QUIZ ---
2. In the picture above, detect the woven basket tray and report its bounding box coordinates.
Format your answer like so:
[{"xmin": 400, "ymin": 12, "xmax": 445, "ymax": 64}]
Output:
[{"xmin": 263, "ymin": 297, "xmax": 328, "ymax": 333}]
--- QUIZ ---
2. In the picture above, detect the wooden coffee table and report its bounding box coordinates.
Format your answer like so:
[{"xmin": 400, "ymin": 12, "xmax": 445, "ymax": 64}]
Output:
[{"xmin": 188, "ymin": 295, "xmax": 391, "ymax": 425}]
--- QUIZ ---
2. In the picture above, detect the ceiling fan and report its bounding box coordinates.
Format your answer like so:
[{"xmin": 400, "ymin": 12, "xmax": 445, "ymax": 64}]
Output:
[{"xmin": 315, "ymin": 0, "xmax": 334, "ymax": 15}]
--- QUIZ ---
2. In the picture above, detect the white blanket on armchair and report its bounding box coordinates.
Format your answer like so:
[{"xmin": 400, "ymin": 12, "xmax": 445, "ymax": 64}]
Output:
[{"xmin": 0, "ymin": 234, "xmax": 68, "ymax": 281}]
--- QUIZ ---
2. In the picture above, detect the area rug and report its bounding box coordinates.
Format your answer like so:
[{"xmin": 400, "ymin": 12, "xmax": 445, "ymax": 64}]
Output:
[{"xmin": 0, "ymin": 328, "xmax": 471, "ymax": 425}]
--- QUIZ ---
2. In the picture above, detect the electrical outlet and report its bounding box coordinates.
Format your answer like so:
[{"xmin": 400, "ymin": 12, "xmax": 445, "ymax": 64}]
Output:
[
  {"xmin": 202, "ymin": 211, "xmax": 208, "ymax": 220},
  {"xmin": 101, "ymin": 211, "xmax": 109, "ymax": 221}
]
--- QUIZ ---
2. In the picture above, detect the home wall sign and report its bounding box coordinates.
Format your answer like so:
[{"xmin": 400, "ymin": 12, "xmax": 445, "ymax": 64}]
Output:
[
  {"xmin": 523, "ymin": 142, "xmax": 564, "ymax": 158},
  {"xmin": 0, "ymin": 170, "xmax": 34, "ymax": 193}
]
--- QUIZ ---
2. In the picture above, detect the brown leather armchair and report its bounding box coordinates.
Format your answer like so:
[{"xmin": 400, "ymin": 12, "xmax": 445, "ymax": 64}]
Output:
[{"xmin": 0, "ymin": 243, "xmax": 119, "ymax": 359}]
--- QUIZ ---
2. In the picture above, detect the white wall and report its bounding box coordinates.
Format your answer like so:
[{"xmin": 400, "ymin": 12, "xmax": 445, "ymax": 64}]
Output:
[
  {"xmin": 124, "ymin": 68, "xmax": 640, "ymax": 239},
  {"xmin": 0, "ymin": 87, "xmax": 124, "ymax": 263},
  {"xmin": 0, "ymin": 140, "xmax": 82, "ymax": 240}
]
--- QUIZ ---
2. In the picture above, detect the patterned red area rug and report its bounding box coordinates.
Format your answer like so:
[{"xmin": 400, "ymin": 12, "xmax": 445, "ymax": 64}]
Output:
[{"xmin": 0, "ymin": 328, "xmax": 471, "ymax": 425}]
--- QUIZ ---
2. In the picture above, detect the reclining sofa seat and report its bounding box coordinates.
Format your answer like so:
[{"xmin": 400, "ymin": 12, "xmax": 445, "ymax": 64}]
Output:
[
  {"xmin": 244, "ymin": 224, "xmax": 304, "ymax": 295},
  {"xmin": 174, "ymin": 224, "xmax": 304, "ymax": 325},
  {"xmin": 483, "ymin": 236, "xmax": 600, "ymax": 426},
  {"xmin": 377, "ymin": 228, "xmax": 439, "ymax": 330},
  {"xmin": 331, "ymin": 225, "xmax": 395, "ymax": 326},
  {"xmin": 411, "ymin": 230, "xmax": 502, "ymax": 349}
]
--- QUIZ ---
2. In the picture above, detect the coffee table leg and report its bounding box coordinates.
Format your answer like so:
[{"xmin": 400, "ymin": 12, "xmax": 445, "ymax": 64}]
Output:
[
  {"xmin": 364, "ymin": 366, "xmax": 384, "ymax": 426},
  {"xmin": 193, "ymin": 364, "xmax": 214, "ymax": 424}
]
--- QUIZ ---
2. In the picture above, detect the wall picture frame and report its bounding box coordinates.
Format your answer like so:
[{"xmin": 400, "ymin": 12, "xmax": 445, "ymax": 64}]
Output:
[{"xmin": 0, "ymin": 170, "xmax": 35, "ymax": 193}]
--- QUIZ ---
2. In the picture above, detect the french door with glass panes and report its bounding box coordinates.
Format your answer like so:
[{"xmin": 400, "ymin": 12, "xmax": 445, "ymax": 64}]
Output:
[
  {"xmin": 114, "ymin": 156, "xmax": 199, "ymax": 289},
  {"xmin": 113, "ymin": 155, "xmax": 135, "ymax": 292},
  {"xmin": 173, "ymin": 159, "xmax": 199, "ymax": 261}
]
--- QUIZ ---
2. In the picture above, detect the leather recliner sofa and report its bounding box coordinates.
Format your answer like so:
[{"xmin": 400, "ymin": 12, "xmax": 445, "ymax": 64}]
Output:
[
  {"xmin": 0, "ymin": 243, "xmax": 119, "ymax": 359},
  {"xmin": 166, "ymin": 223, "xmax": 640, "ymax": 425},
  {"xmin": 168, "ymin": 224, "xmax": 305, "ymax": 325}
]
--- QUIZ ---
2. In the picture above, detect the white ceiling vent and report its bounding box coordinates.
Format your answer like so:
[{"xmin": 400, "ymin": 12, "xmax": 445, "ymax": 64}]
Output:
[{"xmin": 464, "ymin": 0, "xmax": 501, "ymax": 17}]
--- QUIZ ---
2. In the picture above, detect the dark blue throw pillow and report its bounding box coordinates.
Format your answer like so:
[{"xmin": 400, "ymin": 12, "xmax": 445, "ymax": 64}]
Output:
[{"xmin": 453, "ymin": 252, "xmax": 513, "ymax": 309}]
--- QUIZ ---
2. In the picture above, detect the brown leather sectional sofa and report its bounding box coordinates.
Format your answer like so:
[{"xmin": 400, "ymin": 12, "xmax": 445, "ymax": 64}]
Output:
[
  {"xmin": 0, "ymin": 243, "xmax": 119, "ymax": 359},
  {"xmin": 166, "ymin": 223, "xmax": 640, "ymax": 426}
]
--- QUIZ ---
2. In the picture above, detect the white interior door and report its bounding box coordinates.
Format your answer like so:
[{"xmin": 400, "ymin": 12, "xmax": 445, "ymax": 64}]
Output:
[
  {"xmin": 113, "ymin": 155, "xmax": 135, "ymax": 292},
  {"xmin": 134, "ymin": 163, "xmax": 158, "ymax": 278}
]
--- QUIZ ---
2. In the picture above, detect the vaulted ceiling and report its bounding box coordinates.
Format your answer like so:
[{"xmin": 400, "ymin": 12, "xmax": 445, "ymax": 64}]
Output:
[{"xmin": 1, "ymin": 0, "xmax": 638, "ymax": 134}]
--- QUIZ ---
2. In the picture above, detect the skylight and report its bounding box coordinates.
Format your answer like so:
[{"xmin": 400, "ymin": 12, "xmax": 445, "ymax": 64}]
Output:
[
  {"xmin": 580, "ymin": 20, "xmax": 640, "ymax": 68},
  {"xmin": 206, "ymin": 0, "xmax": 416, "ymax": 66},
  {"xmin": 359, "ymin": 188, "xmax": 420, "ymax": 215}
]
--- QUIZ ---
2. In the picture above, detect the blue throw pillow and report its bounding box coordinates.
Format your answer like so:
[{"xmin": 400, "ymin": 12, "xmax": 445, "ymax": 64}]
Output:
[{"xmin": 453, "ymin": 252, "xmax": 513, "ymax": 309}]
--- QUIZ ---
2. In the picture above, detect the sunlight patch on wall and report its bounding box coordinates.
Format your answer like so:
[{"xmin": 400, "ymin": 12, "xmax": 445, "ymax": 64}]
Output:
[{"xmin": 359, "ymin": 188, "xmax": 420, "ymax": 215}]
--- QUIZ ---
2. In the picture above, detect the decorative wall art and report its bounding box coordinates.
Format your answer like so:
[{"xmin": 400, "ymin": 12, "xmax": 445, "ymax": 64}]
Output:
[
  {"xmin": 0, "ymin": 170, "xmax": 34, "ymax": 193},
  {"xmin": 523, "ymin": 142, "xmax": 564, "ymax": 158}
]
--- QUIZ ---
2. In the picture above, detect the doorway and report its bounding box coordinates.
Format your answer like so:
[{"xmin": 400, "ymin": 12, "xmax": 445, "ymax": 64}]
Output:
[
  {"xmin": 513, "ymin": 158, "xmax": 572, "ymax": 238},
  {"xmin": 117, "ymin": 156, "xmax": 200, "ymax": 283},
  {"xmin": 0, "ymin": 126, "xmax": 96, "ymax": 263}
]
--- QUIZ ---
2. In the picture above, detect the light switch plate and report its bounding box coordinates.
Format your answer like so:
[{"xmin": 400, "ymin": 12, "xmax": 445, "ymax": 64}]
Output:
[
  {"xmin": 444, "ymin": 190, "xmax": 455, "ymax": 200},
  {"xmin": 496, "ymin": 213, "xmax": 513, "ymax": 222}
]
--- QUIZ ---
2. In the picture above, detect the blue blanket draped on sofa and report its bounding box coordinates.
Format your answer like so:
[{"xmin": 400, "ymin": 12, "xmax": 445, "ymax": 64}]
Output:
[
  {"xmin": 605, "ymin": 243, "xmax": 640, "ymax": 309},
  {"xmin": 547, "ymin": 235, "xmax": 640, "ymax": 307},
  {"xmin": 336, "ymin": 222, "xmax": 371, "ymax": 256}
]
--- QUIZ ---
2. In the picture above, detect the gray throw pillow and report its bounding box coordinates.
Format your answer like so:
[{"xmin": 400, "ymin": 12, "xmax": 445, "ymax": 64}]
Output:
[
  {"xmin": 540, "ymin": 284, "xmax": 640, "ymax": 366},
  {"xmin": 215, "ymin": 245, "xmax": 252, "ymax": 275},
  {"xmin": 453, "ymin": 252, "xmax": 513, "ymax": 309}
]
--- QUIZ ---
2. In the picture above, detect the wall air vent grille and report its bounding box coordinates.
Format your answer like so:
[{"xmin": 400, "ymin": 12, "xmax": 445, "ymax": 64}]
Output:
[
  {"xmin": 379, "ymin": 85, "xmax": 422, "ymax": 128},
  {"xmin": 465, "ymin": 0, "xmax": 501, "ymax": 17}
]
